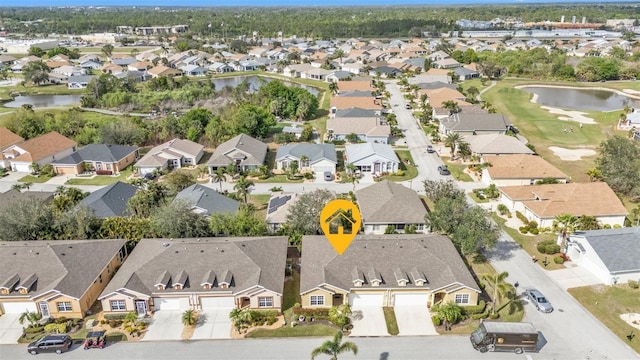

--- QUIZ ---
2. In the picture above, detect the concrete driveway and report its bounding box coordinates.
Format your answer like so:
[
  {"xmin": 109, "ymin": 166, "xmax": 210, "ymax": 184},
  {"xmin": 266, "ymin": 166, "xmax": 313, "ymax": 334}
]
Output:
[
  {"xmin": 349, "ymin": 306, "xmax": 388, "ymax": 337},
  {"xmin": 395, "ymin": 306, "xmax": 437, "ymax": 336},
  {"xmin": 142, "ymin": 311, "xmax": 183, "ymax": 341},
  {"xmin": 191, "ymin": 309, "xmax": 232, "ymax": 340},
  {"xmin": 545, "ymin": 264, "xmax": 602, "ymax": 290},
  {"xmin": 0, "ymin": 313, "xmax": 23, "ymax": 344}
]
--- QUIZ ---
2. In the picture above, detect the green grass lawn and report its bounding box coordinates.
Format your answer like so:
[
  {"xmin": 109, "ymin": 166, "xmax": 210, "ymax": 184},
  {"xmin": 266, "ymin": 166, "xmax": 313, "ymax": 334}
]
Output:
[
  {"xmin": 250, "ymin": 193, "xmax": 271, "ymax": 220},
  {"xmin": 480, "ymin": 79, "xmax": 638, "ymax": 182},
  {"xmin": 379, "ymin": 150, "xmax": 418, "ymax": 182},
  {"xmin": 66, "ymin": 168, "xmax": 133, "ymax": 186},
  {"xmin": 282, "ymin": 270, "xmax": 301, "ymax": 312},
  {"xmin": 245, "ymin": 324, "xmax": 338, "ymax": 338},
  {"xmin": 444, "ymin": 159, "xmax": 473, "ymax": 182},
  {"xmin": 383, "ymin": 307, "xmax": 399, "ymax": 336},
  {"xmin": 468, "ymin": 192, "xmax": 489, "ymax": 203},
  {"xmin": 569, "ymin": 285, "xmax": 640, "ymax": 354},
  {"xmin": 19, "ymin": 174, "xmax": 52, "ymax": 183},
  {"xmin": 252, "ymin": 174, "xmax": 304, "ymax": 183}
]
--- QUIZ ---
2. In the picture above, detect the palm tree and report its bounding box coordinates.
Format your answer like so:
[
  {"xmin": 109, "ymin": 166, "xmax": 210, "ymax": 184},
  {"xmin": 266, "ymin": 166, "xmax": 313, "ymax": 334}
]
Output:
[
  {"xmin": 328, "ymin": 304, "xmax": 352, "ymax": 331},
  {"xmin": 431, "ymin": 301, "xmax": 463, "ymax": 330},
  {"xmin": 182, "ymin": 309, "xmax": 197, "ymax": 326},
  {"xmin": 457, "ymin": 141, "xmax": 472, "ymax": 161},
  {"xmin": 11, "ymin": 183, "xmax": 25, "ymax": 192},
  {"xmin": 328, "ymin": 81, "xmax": 339, "ymax": 96},
  {"xmin": 212, "ymin": 167, "xmax": 227, "ymax": 191},
  {"xmin": 234, "ymin": 175, "xmax": 254, "ymax": 204},
  {"xmin": 554, "ymin": 213, "xmax": 577, "ymax": 253},
  {"xmin": 310, "ymin": 331, "xmax": 358, "ymax": 360},
  {"xmin": 23, "ymin": 182, "xmax": 33, "ymax": 192},
  {"xmin": 576, "ymin": 215, "xmax": 600, "ymax": 231},
  {"xmin": 19, "ymin": 310, "xmax": 42, "ymax": 328},
  {"xmin": 481, "ymin": 271, "xmax": 510, "ymax": 315},
  {"xmin": 466, "ymin": 85, "xmax": 480, "ymax": 100},
  {"xmin": 444, "ymin": 132, "xmax": 461, "ymax": 159},
  {"xmin": 586, "ymin": 167, "xmax": 603, "ymax": 182},
  {"xmin": 442, "ymin": 100, "xmax": 461, "ymax": 115}
]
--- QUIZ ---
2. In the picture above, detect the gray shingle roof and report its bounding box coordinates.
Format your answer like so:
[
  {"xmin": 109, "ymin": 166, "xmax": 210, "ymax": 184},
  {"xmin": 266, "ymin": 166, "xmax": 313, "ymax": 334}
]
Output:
[
  {"xmin": 0, "ymin": 239, "xmax": 126, "ymax": 299},
  {"xmin": 173, "ymin": 184, "xmax": 240, "ymax": 216},
  {"xmin": 575, "ymin": 228, "xmax": 640, "ymax": 273},
  {"xmin": 78, "ymin": 181, "xmax": 137, "ymax": 218},
  {"xmin": 100, "ymin": 237, "xmax": 288, "ymax": 298},
  {"xmin": 440, "ymin": 113, "xmax": 511, "ymax": 132},
  {"xmin": 207, "ymin": 134, "xmax": 267, "ymax": 168},
  {"xmin": 334, "ymin": 108, "xmax": 379, "ymax": 118},
  {"xmin": 356, "ymin": 181, "xmax": 427, "ymax": 223},
  {"xmin": 345, "ymin": 143, "xmax": 399, "ymax": 164},
  {"xmin": 0, "ymin": 190, "xmax": 54, "ymax": 212},
  {"xmin": 300, "ymin": 235, "xmax": 480, "ymax": 294},
  {"xmin": 52, "ymin": 144, "xmax": 138, "ymax": 165},
  {"xmin": 276, "ymin": 143, "xmax": 337, "ymax": 164}
]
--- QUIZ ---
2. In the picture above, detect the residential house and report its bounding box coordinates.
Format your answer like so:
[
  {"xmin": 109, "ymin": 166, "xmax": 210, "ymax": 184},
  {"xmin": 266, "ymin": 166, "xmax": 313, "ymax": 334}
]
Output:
[
  {"xmin": 147, "ymin": 65, "xmax": 183, "ymax": 78},
  {"xmin": 299, "ymin": 234, "xmax": 481, "ymax": 309},
  {"xmin": 127, "ymin": 61, "xmax": 153, "ymax": 72},
  {"xmin": 180, "ymin": 64, "xmax": 208, "ymax": 76},
  {"xmin": 67, "ymin": 75, "xmax": 96, "ymax": 89},
  {"xmin": 500, "ymin": 182, "xmax": 628, "ymax": 228},
  {"xmin": 207, "ymin": 134, "xmax": 267, "ymax": 173},
  {"xmin": 0, "ymin": 128, "xmax": 24, "ymax": 168},
  {"xmin": 356, "ymin": 181, "xmax": 427, "ymax": 234},
  {"xmin": 173, "ymin": 184, "xmax": 240, "ymax": 217},
  {"xmin": 264, "ymin": 192, "xmax": 305, "ymax": 233},
  {"xmin": 1, "ymin": 131, "xmax": 77, "ymax": 172},
  {"xmin": 454, "ymin": 67, "xmax": 480, "ymax": 81},
  {"xmin": 337, "ymin": 80, "xmax": 373, "ymax": 93},
  {"xmin": 78, "ymin": 181, "xmax": 137, "ymax": 218},
  {"xmin": 51, "ymin": 144, "xmax": 138, "ymax": 176},
  {"xmin": 208, "ymin": 62, "xmax": 234, "ymax": 74},
  {"xmin": 326, "ymin": 117, "xmax": 391, "ymax": 144},
  {"xmin": 101, "ymin": 63, "xmax": 123, "ymax": 75},
  {"xmin": 433, "ymin": 58, "xmax": 461, "ymax": 69},
  {"xmin": 98, "ymin": 237, "xmax": 287, "ymax": 317},
  {"xmin": 135, "ymin": 138, "xmax": 204, "ymax": 176},
  {"xmin": 566, "ymin": 228, "xmax": 640, "ymax": 285},
  {"xmin": 333, "ymin": 108, "xmax": 379, "ymax": 119},
  {"xmin": 481, "ymin": 154, "xmax": 569, "ymax": 186},
  {"xmin": 52, "ymin": 65, "xmax": 85, "ymax": 77},
  {"xmin": 0, "ymin": 239, "xmax": 127, "ymax": 320},
  {"xmin": 344, "ymin": 143, "xmax": 400, "ymax": 176},
  {"xmin": 275, "ymin": 143, "xmax": 337, "ymax": 175},
  {"xmin": 439, "ymin": 113, "xmax": 511, "ymax": 135},
  {"xmin": 330, "ymin": 96, "xmax": 382, "ymax": 113},
  {"xmin": 463, "ymin": 133, "xmax": 534, "ymax": 156}
]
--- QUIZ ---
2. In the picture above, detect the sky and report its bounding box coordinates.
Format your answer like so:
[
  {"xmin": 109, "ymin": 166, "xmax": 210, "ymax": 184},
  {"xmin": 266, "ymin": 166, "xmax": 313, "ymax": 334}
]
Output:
[{"xmin": 13, "ymin": 0, "xmax": 639, "ymax": 7}]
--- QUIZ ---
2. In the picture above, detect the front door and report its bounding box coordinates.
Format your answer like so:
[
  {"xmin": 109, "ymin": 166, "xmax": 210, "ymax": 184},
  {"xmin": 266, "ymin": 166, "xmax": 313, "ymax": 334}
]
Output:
[
  {"xmin": 39, "ymin": 301, "xmax": 50, "ymax": 318},
  {"xmin": 135, "ymin": 300, "xmax": 147, "ymax": 316}
]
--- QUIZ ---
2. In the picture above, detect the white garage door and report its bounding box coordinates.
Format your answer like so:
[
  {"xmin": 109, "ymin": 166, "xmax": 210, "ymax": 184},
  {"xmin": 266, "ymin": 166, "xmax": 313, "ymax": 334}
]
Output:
[
  {"xmin": 349, "ymin": 293, "xmax": 383, "ymax": 307},
  {"xmin": 12, "ymin": 162, "xmax": 31, "ymax": 173},
  {"xmin": 312, "ymin": 166, "xmax": 334, "ymax": 175},
  {"xmin": 200, "ymin": 297, "xmax": 235, "ymax": 309},
  {"xmin": 2, "ymin": 302, "xmax": 37, "ymax": 314},
  {"xmin": 394, "ymin": 293, "xmax": 428, "ymax": 306},
  {"xmin": 154, "ymin": 298, "xmax": 189, "ymax": 311}
]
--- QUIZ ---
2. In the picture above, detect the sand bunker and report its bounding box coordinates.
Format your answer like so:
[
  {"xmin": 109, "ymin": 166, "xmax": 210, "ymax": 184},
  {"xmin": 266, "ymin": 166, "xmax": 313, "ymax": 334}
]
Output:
[
  {"xmin": 624, "ymin": 89, "xmax": 640, "ymax": 96},
  {"xmin": 549, "ymin": 146, "xmax": 596, "ymax": 161},
  {"xmin": 539, "ymin": 105, "xmax": 597, "ymax": 125},
  {"xmin": 620, "ymin": 313, "xmax": 640, "ymax": 331}
]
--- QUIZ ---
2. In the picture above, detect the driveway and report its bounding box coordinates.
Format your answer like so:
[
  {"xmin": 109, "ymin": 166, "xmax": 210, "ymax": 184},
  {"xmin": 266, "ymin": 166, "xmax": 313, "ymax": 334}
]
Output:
[
  {"xmin": 349, "ymin": 306, "xmax": 388, "ymax": 337},
  {"xmin": 142, "ymin": 311, "xmax": 183, "ymax": 341},
  {"xmin": 191, "ymin": 309, "xmax": 232, "ymax": 340},
  {"xmin": 545, "ymin": 263, "xmax": 602, "ymax": 290},
  {"xmin": 395, "ymin": 306, "xmax": 437, "ymax": 336},
  {"xmin": 0, "ymin": 313, "xmax": 23, "ymax": 344}
]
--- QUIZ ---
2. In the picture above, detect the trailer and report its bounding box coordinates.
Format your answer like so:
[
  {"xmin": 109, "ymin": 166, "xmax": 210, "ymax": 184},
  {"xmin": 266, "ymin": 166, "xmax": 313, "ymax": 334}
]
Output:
[{"xmin": 470, "ymin": 321, "xmax": 538, "ymax": 354}]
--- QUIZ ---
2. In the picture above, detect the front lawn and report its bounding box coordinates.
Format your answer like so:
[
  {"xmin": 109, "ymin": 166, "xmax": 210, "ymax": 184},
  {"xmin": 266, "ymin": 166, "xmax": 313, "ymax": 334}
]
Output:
[
  {"xmin": 444, "ymin": 159, "xmax": 473, "ymax": 182},
  {"xmin": 245, "ymin": 324, "xmax": 338, "ymax": 338},
  {"xmin": 66, "ymin": 168, "xmax": 133, "ymax": 186},
  {"xmin": 378, "ymin": 150, "xmax": 418, "ymax": 182},
  {"xmin": 18, "ymin": 174, "xmax": 52, "ymax": 183},
  {"xmin": 569, "ymin": 285, "xmax": 640, "ymax": 354},
  {"xmin": 383, "ymin": 307, "xmax": 399, "ymax": 336},
  {"xmin": 282, "ymin": 269, "xmax": 301, "ymax": 312},
  {"xmin": 252, "ymin": 174, "xmax": 304, "ymax": 183}
]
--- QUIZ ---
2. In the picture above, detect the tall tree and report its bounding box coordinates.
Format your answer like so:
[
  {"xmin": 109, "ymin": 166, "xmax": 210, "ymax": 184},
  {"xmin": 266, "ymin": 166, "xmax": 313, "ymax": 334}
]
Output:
[
  {"xmin": 554, "ymin": 214, "xmax": 577, "ymax": 253},
  {"xmin": 0, "ymin": 197, "xmax": 55, "ymax": 240},
  {"xmin": 443, "ymin": 132, "xmax": 461, "ymax": 158},
  {"xmin": 595, "ymin": 135, "xmax": 640, "ymax": 199},
  {"xmin": 22, "ymin": 60, "xmax": 50, "ymax": 86},
  {"xmin": 285, "ymin": 189, "xmax": 335, "ymax": 235},
  {"xmin": 481, "ymin": 271, "xmax": 509, "ymax": 315},
  {"xmin": 234, "ymin": 175, "xmax": 254, "ymax": 204},
  {"xmin": 310, "ymin": 331, "xmax": 358, "ymax": 360},
  {"xmin": 151, "ymin": 200, "xmax": 212, "ymax": 238}
]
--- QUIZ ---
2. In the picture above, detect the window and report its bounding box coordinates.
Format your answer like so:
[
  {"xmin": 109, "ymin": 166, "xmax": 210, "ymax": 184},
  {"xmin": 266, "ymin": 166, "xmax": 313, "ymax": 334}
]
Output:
[
  {"xmin": 310, "ymin": 295, "xmax": 325, "ymax": 306},
  {"xmin": 455, "ymin": 294, "xmax": 470, "ymax": 304},
  {"xmin": 99, "ymin": 274, "xmax": 103, "ymax": 283},
  {"xmin": 57, "ymin": 301, "xmax": 72, "ymax": 312},
  {"xmin": 258, "ymin": 297, "xmax": 273, "ymax": 308},
  {"xmin": 110, "ymin": 300, "xmax": 126, "ymax": 311}
]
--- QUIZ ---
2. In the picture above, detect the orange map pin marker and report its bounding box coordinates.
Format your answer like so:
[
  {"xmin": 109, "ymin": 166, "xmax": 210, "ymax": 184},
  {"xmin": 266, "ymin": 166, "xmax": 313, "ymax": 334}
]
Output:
[{"xmin": 320, "ymin": 199, "xmax": 361, "ymax": 255}]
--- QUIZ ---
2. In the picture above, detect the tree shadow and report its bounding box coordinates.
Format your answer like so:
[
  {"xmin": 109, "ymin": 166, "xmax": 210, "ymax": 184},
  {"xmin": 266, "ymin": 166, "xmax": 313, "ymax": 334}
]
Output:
[
  {"xmin": 379, "ymin": 352, "xmax": 390, "ymax": 360},
  {"xmin": 483, "ymin": 236, "xmax": 520, "ymax": 262},
  {"xmin": 195, "ymin": 313, "xmax": 208, "ymax": 328},
  {"xmin": 350, "ymin": 310, "xmax": 363, "ymax": 321}
]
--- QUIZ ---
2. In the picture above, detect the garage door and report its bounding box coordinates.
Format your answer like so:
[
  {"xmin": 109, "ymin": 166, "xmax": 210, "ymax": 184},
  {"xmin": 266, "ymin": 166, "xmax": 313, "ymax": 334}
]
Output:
[
  {"xmin": 12, "ymin": 163, "xmax": 31, "ymax": 173},
  {"xmin": 154, "ymin": 298, "xmax": 189, "ymax": 311},
  {"xmin": 394, "ymin": 293, "xmax": 428, "ymax": 306},
  {"xmin": 312, "ymin": 166, "xmax": 334, "ymax": 175},
  {"xmin": 349, "ymin": 293, "xmax": 383, "ymax": 307},
  {"xmin": 200, "ymin": 297, "xmax": 234, "ymax": 309},
  {"xmin": 2, "ymin": 302, "xmax": 37, "ymax": 314}
]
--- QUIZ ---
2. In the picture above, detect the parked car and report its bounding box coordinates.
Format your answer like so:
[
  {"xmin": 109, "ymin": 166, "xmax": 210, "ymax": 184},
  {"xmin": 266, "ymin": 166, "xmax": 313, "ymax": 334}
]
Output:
[
  {"xmin": 405, "ymin": 103, "xmax": 412, "ymax": 109},
  {"xmin": 27, "ymin": 334, "xmax": 73, "ymax": 355},
  {"xmin": 324, "ymin": 171, "xmax": 334, "ymax": 181},
  {"xmin": 526, "ymin": 288, "xmax": 553, "ymax": 313},
  {"xmin": 427, "ymin": 145, "xmax": 435, "ymax": 153},
  {"xmin": 437, "ymin": 165, "xmax": 450, "ymax": 175}
]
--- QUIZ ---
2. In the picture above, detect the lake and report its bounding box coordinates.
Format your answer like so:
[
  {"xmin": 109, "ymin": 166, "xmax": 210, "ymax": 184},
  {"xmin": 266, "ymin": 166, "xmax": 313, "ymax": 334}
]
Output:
[
  {"xmin": 523, "ymin": 86, "xmax": 632, "ymax": 112},
  {"xmin": 4, "ymin": 95, "xmax": 83, "ymax": 108},
  {"xmin": 211, "ymin": 76, "xmax": 320, "ymax": 97}
]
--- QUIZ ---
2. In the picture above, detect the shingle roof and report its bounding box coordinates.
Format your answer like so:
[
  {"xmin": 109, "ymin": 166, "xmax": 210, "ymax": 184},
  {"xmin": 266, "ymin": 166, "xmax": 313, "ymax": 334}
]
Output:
[
  {"xmin": 99, "ymin": 237, "xmax": 288, "ymax": 298},
  {"xmin": 207, "ymin": 134, "xmax": 267, "ymax": 168},
  {"xmin": 500, "ymin": 182, "xmax": 628, "ymax": 218},
  {"xmin": 0, "ymin": 190, "xmax": 54, "ymax": 213},
  {"xmin": 463, "ymin": 134, "xmax": 534, "ymax": 155},
  {"xmin": 173, "ymin": 184, "xmax": 240, "ymax": 216},
  {"xmin": 136, "ymin": 138, "xmax": 203, "ymax": 167},
  {"xmin": 331, "ymin": 96, "xmax": 381, "ymax": 110},
  {"xmin": 0, "ymin": 239, "xmax": 126, "ymax": 299},
  {"xmin": 276, "ymin": 143, "xmax": 337, "ymax": 164},
  {"xmin": 10, "ymin": 131, "xmax": 77, "ymax": 163},
  {"xmin": 52, "ymin": 144, "xmax": 138, "ymax": 165},
  {"xmin": 326, "ymin": 117, "xmax": 390, "ymax": 137},
  {"xmin": 440, "ymin": 113, "xmax": 511, "ymax": 132},
  {"xmin": 78, "ymin": 181, "xmax": 137, "ymax": 218},
  {"xmin": 300, "ymin": 235, "xmax": 480, "ymax": 294},
  {"xmin": 356, "ymin": 181, "xmax": 427, "ymax": 223},
  {"xmin": 574, "ymin": 228, "xmax": 640, "ymax": 273},
  {"xmin": 0, "ymin": 127, "xmax": 24, "ymax": 150},
  {"xmin": 483, "ymin": 154, "xmax": 568, "ymax": 180},
  {"xmin": 334, "ymin": 108, "xmax": 378, "ymax": 118},
  {"xmin": 345, "ymin": 143, "xmax": 399, "ymax": 164}
]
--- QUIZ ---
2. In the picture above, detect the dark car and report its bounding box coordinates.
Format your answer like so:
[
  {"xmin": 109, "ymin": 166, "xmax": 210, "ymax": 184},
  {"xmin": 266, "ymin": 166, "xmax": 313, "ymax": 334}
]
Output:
[
  {"xmin": 324, "ymin": 171, "xmax": 334, "ymax": 181},
  {"xmin": 427, "ymin": 145, "xmax": 435, "ymax": 153},
  {"xmin": 437, "ymin": 165, "xmax": 450, "ymax": 175},
  {"xmin": 526, "ymin": 288, "xmax": 553, "ymax": 313},
  {"xmin": 27, "ymin": 334, "xmax": 73, "ymax": 355}
]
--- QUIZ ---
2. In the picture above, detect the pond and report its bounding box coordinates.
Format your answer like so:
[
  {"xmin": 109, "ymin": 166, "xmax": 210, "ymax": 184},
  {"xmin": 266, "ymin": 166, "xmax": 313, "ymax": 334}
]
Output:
[
  {"xmin": 523, "ymin": 86, "xmax": 632, "ymax": 112},
  {"xmin": 4, "ymin": 95, "xmax": 83, "ymax": 108},
  {"xmin": 211, "ymin": 76, "xmax": 320, "ymax": 97}
]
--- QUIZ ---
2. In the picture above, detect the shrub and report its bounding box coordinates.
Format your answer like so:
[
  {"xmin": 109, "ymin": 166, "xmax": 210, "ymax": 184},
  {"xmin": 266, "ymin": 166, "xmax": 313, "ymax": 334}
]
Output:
[
  {"xmin": 471, "ymin": 309, "xmax": 490, "ymax": 320},
  {"xmin": 496, "ymin": 204, "xmax": 509, "ymax": 216},
  {"xmin": 291, "ymin": 307, "xmax": 329, "ymax": 320},
  {"xmin": 519, "ymin": 226, "xmax": 529, "ymax": 234},
  {"xmin": 529, "ymin": 228, "xmax": 539, "ymax": 235},
  {"xmin": 395, "ymin": 170, "xmax": 405, "ymax": 176},
  {"xmin": 537, "ymin": 240, "xmax": 560, "ymax": 254},
  {"xmin": 249, "ymin": 310, "xmax": 278, "ymax": 326},
  {"xmin": 515, "ymin": 211, "xmax": 529, "ymax": 225},
  {"xmin": 463, "ymin": 300, "xmax": 486, "ymax": 315},
  {"xmin": 431, "ymin": 315, "xmax": 441, "ymax": 326},
  {"xmin": 613, "ymin": 224, "xmax": 622, "ymax": 229},
  {"xmin": 303, "ymin": 172, "xmax": 314, "ymax": 179},
  {"xmin": 628, "ymin": 280, "xmax": 640, "ymax": 289},
  {"xmin": 528, "ymin": 221, "xmax": 538, "ymax": 229},
  {"xmin": 100, "ymin": 319, "xmax": 107, "ymax": 325},
  {"xmin": 488, "ymin": 312, "xmax": 500, "ymax": 319},
  {"xmin": 54, "ymin": 317, "xmax": 68, "ymax": 324},
  {"xmin": 25, "ymin": 326, "xmax": 45, "ymax": 334},
  {"xmin": 553, "ymin": 256, "xmax": 565, "ymax": 264},
  {"xmin": 44, "ymin": 323, "xmax": 67, "ymax": 334},
  {"xmin": 104, "ymin": 313, "xmax": 129, "ymax": 320},
  {"xmin": 603, "ymin": 224, "xmax": 612, "ymax": 229},
  {"xmin": 109, "ymin": 320, "xmax": 122, "ymax": 328}
]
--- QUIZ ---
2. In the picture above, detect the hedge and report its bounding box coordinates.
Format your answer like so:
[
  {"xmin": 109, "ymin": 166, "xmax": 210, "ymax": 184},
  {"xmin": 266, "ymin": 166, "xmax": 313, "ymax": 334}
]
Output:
[
  {"xmin": 515, "ymin": 211, "xmax": 529, "ymax": 225},
  {"xmin": 537, "ymin": 240, "xmax": 560, "ymax": 255},
  {"xmin": 104, "ymin": 313, "xmax": 129, "ymax": 320},
  {"xmin": 629, "ymin": 280, "xmax": 639, "ymax": 289},
  {"xmin": 291, "ymin": 307, "xmax": 330, "ymax": 320},
  {"xmin": 249, "ymin": 310, "xmax": 278, "ymax": 325},
  {"xmin": 471, "ymin": 308, "xmax": 490, "ymax": 320},
  {"xmin": 431, "ymin": 315, "xmax": 441, "ymax": 326},
  {"xmin": 463, "ymin": 300, "xmax": 486, "ymax": 315},
  {"xmin": 44, "ymin": 323, "xmax": 67, "ymax": 334},
  {"xmin": 25, "ymin": 326, "xmax": 45, "ymax": 334},
  {"xmin": 553, "ymin": 256, "xmax": 565, "ymax": 264}
]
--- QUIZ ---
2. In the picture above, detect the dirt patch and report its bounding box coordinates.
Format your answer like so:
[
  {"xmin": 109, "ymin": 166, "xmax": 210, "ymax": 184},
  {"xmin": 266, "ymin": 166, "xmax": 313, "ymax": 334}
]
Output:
[{"xmin": 548, "ymin": 146, "xmax": 597, "ymax": 161}]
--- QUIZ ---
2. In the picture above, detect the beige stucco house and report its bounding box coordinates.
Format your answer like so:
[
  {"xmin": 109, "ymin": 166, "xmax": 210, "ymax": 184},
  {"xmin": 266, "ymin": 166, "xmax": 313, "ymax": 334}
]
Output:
[
  {"xmin": 481, "ymin": 154, "xmax": 569, "ymax": 186},
  {"xmin": 51, "ymin": 144, "xmax": 138, "ymax": 176},
  {"xmin": 356, "ymin": 181, "xmax": 427, "ymax": 234}
]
